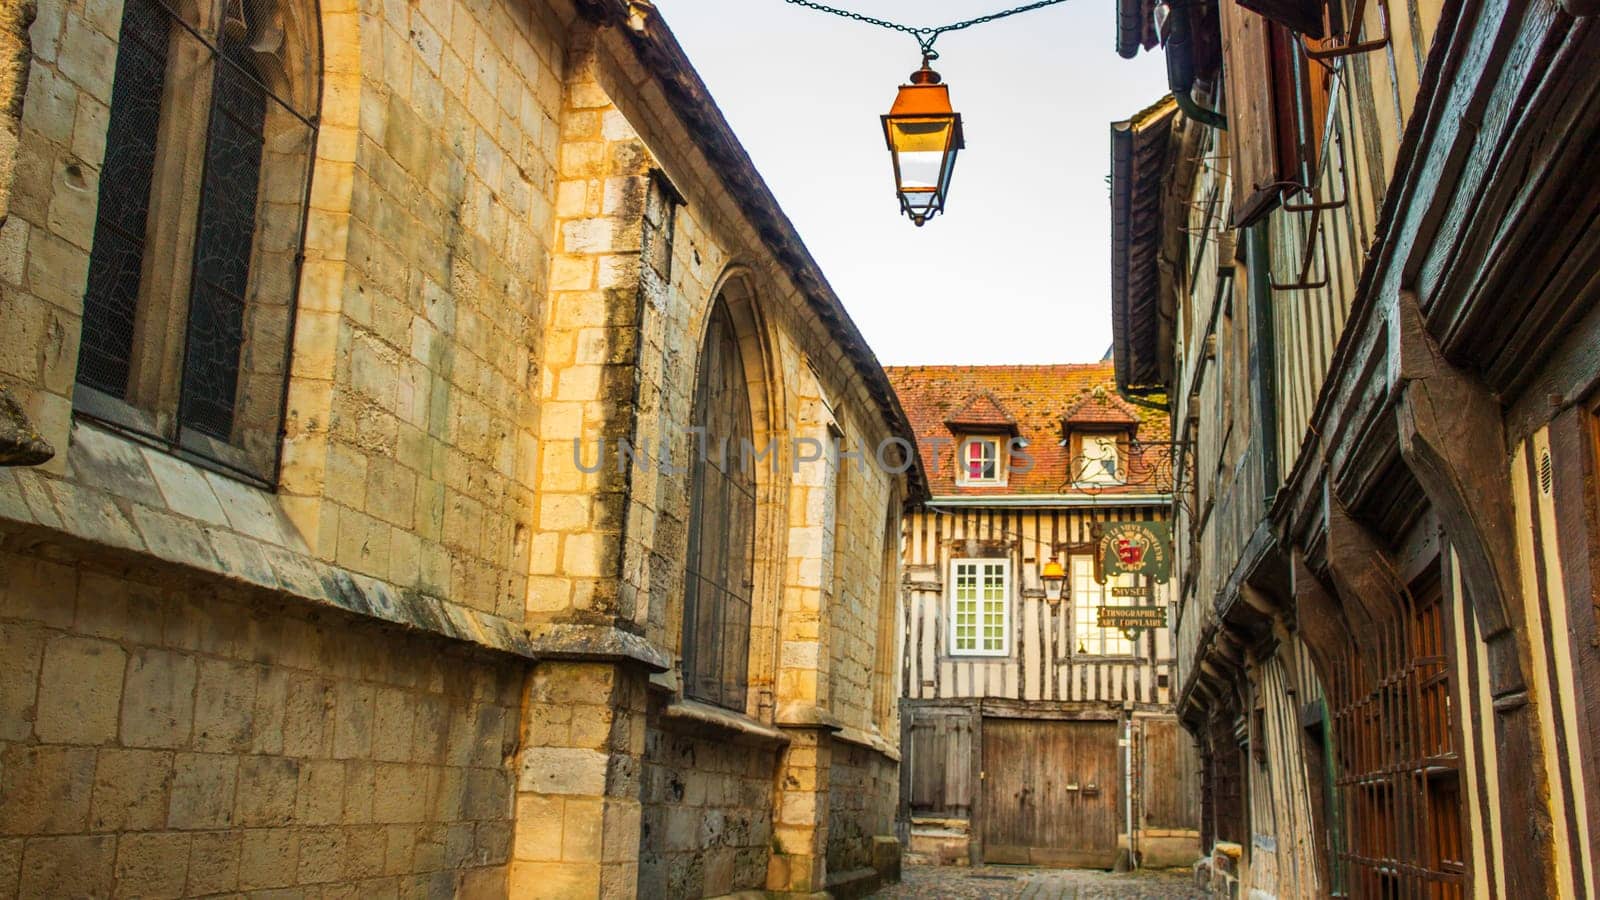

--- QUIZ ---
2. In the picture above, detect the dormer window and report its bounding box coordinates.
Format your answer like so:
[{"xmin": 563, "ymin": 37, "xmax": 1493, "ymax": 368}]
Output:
[
  {"xmin": 960, "ymin": 437, "xmax": 1003, "ymax": 485},
  {"xmin": 944, "ymin": 390, "xmax": 1018, "ymax": 488},
  {"xmin": 1073, "ymin": 432, "xmax": 1125, "ymax": 486},
  {"xmin": 1060, "ymin": 385, "xmax": 1141, "ymax": 489}
]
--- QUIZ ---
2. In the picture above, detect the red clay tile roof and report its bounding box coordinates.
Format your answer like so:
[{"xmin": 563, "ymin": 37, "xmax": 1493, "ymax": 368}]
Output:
[
  {"xmin": 943, "ymin": 391, "xmax": 1019, "ymax": 433},
  {"xmin": 884, "ymin": 362, "xmax": 1173, "ymax": 498},
  {"xmin": 1061, "ymin": 388, "xmax": 1142, "ymax": 427}
]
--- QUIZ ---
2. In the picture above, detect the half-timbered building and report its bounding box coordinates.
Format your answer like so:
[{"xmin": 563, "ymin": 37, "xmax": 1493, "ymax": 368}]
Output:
[
  {"xmin": 884, "ymin": 363, "xmax": 1200, "ymax": 869},
  {"xmin": 1111, "ymin": 0, "xmax": 1600, "ymax": 897}
]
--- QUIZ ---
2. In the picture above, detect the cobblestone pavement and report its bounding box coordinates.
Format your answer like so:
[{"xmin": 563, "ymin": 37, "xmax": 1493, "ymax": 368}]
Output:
[{"xmin": 867, "ymin": 864, "xmax": 1206, "ymax": 899}]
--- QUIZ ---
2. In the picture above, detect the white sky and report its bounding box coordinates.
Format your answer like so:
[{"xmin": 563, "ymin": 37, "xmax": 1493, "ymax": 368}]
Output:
[{"xmin": 656, "ymin": 0, "xmax": 1170, "ymax": 365}]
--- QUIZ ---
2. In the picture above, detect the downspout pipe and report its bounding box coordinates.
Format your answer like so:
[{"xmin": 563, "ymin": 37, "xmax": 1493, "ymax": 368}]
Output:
[
  {"xmin": 1125, "ymin": 715, "xmax": 1137, "ymax": 867},
  {"xmin": 1164, "ymin": 3, "xmax": 1228, "ymax": 131}
]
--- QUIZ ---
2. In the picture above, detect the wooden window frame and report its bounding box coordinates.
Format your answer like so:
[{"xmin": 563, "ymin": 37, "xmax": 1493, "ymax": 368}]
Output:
[
  {"xmin": 1069, "ymin": 430, "xmax": 1129, "ymax": 487},
  {"xmin": 1225, "ymin": 6, "xmax": 1335, "ymax": 227},
  {"xmin": 1070, "ymin": 556, "xmax": 1140, "ymax": 658},
  {"xmin": 1324, "ymin": 566, "xmax": 1466, "ymax": 896},
  {"xmin": 948, "ymin": 558, "xmax": 1010, "ymax": 657},
  {"xmin": 955, "ymin": 436, "xmax": 1005, "ymax": 486}
]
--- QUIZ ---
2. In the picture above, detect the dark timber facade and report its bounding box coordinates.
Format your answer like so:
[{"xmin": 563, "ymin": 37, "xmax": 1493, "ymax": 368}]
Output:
[{"xmin": 1111, "ymin": 0, "xmax": 1600, "ymax": 897}]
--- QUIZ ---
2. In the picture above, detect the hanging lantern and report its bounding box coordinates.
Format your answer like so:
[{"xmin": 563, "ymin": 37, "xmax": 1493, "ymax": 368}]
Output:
[
  {"xmin": 1040, "ymin": 558, "xmax": 1066, "ymax": 601},
  {"xmin": 882, "ymin": 62, "xmax": 964, "ymax": 226}
]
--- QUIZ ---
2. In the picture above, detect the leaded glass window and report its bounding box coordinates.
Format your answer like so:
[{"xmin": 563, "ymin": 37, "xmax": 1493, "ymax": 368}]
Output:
[
  {"xmin": 79, "ymin": 0, "xmax": 169, "ymax": 398},
  {"xmin": 681, "ymin": 300, "xmax": 757, "ymax": 711},
  {"xmin": 949, "ymin": 559, "xmax": 1008, "ymax": 656},
  {"xmin": 76, "ymin": 0, "xmax": 320, "ymax": 483}
]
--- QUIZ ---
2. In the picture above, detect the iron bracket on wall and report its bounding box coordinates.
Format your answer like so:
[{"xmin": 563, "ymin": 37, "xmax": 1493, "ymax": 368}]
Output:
[
  {"xmin": 1302, "ymin": 0, "xmax": 1391, "ymax": 61},
  {"xmin": 1266, "ymin": 131, "xmax": 1350, "ymax": 292}
]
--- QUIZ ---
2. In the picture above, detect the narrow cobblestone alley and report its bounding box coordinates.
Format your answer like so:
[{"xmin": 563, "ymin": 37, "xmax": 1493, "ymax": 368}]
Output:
[{"xmin": 867, "ymin": 865, "xmax": 1205, "ymax": 899}]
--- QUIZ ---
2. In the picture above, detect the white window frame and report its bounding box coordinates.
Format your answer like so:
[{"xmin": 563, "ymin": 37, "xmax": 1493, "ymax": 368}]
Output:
[
  {"xmin": 956, "ymin": 436, "xmax": 1005, "ymax": 486},
  {"xmin": 1072, "ymin": 432, "xmax": 1126, "ymax": 486},
  {"xmin": 1070, "ymin": 556, "xmax": 1140, "ymax": 657},
  {"xmin": 948, "ymin": 557, "xmax": 1010, "ymax": 656}
]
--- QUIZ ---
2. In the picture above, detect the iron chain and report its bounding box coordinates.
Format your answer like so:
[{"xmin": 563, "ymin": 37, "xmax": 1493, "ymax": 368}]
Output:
[{"xmin": 780, "ymin": 0, "xmax": 1073, "ymax": 58}]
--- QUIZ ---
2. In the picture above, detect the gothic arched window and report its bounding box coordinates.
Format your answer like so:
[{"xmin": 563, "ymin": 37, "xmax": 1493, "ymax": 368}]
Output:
[
  {"xmin": 77, "ymin": 0, "xmax": 321, "ymax": 483},
  {"xmin": 681, "ymin": 299, "xmax": 757, "ymax": 711}
]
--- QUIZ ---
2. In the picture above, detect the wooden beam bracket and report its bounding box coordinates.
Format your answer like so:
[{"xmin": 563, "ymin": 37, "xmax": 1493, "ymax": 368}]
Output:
[
  {"xmin": 1288, "ymin": 548, "xmax": 1353, "ymax": 684},
  {"xmin": 1388, "ymin": 289, "xmax": 1520, "ymax": 637},
  {"xmin": 1389, "ymin": 289, "xmax": 1558, "ymax": 897}
]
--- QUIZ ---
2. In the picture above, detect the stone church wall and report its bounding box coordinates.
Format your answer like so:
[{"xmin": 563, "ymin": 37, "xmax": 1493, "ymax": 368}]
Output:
[
  {"xmin": 637, "ymin": 722, "xmax": 776, "ymax": 899},
  {"xmin": 0, "ymin": 547, "xmax": 524, "ymax": 897},
  {"xmin": 0, "ymin": 0, "xmax": 914, "ymax": 894}
]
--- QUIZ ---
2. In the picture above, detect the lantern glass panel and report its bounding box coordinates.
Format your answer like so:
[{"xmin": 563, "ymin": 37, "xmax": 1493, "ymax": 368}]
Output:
[{"xmin": 889, "ymin": 118, "xmax": 955, "ymax": 187}]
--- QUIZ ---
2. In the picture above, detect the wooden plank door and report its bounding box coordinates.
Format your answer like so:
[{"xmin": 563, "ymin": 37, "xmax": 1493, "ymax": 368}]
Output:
[
  {"xmin": 906, "ymin": 706, "xmax": 974, "ymax": 819},
  {"xmin": 981, "ymin": 718, "xmax": 1121, "ymax": 867},
  {"xmin": 1142, "ymin": 718, "xmax": 1201, "ymax": 828}
]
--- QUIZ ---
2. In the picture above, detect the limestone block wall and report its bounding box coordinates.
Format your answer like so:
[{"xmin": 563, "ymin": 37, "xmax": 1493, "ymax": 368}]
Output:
[
  {"xmin": 272, "ymin": 0, "xmax": 568, "ymax": 618},
  {"xmin": 637, "ymin": 724, "xmax": 777, "ymax": 899},
  {"xmin": 0, "ymin": 548, "xmax": 525, "ymax": 897},
  {"xmin": 0, "ymin": 0, "xmax": 917, "ymax": 893},
  {"xmin": 0, "ymin": 0, "xmax": 574, "ymax": 628},
  {"xmin": 825, "ymin": 428, "xmax": 897, "ymax": 738},
  {"xmin": 826, "ymin": 742, "xmax": 898, "ymax": 878}
]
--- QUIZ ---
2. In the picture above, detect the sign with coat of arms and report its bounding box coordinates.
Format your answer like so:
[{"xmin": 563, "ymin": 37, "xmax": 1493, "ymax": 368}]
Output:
[{"xmin": 1098, "ymin": 521, "xmax": 1172, "ymax": 583}]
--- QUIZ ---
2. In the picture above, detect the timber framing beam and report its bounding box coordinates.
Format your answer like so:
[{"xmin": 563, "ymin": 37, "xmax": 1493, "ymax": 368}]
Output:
[
  {"xmin": 1288, "ymin": 549, "xmax": 1351, "ymax": 687},
  {"xmin": 1390, "ymin": 289, "xmax": 1521, "ymax": 638},
  {"xmin": 1387, "ymin": 288, "xmax": 1558, "ymax": 895}
]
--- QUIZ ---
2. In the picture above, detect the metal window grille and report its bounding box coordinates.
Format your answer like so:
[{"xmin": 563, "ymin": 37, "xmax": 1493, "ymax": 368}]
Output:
[
  {"xmin": 681, "ymin": 301, "xmax": 756, "ymax": 711},
  {"xmin": 1325, "ymin": 572, "xmax": 1465, "ymax": 898},
  {"xmin": 77, "ymin": 0, "xmax": 320, "ymax": 484}
]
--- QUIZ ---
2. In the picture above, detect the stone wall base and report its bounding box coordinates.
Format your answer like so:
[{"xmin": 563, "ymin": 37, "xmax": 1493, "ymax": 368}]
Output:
[
  {"xmin": 1137, "ymin": 832, "xmax": 1203, "ymax": 869},
  {"xmin": 906, "ymin": 819, "xmax": 970, "ymax": 867}
]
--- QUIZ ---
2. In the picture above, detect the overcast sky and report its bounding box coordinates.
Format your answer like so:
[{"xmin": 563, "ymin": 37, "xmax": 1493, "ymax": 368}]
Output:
[{"xmin": 656, "ymin": 0, "xmax": 1170, "ymax": 365}]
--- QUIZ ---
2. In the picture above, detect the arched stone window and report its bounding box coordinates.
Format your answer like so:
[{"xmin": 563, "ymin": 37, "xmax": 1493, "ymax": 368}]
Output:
[
  {"xmin": 682, "ymin": 298, "xmax": 757, "ymax": 710},
  {"xmin": 77, "ymin": 0, "xmax": 321, "ymax": 483}
]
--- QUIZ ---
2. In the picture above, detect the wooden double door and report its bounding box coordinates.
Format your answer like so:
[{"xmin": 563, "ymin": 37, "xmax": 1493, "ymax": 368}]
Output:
[{"xmin": 981, "ymin": 717, "xmax": 1121, "ymax": 867}]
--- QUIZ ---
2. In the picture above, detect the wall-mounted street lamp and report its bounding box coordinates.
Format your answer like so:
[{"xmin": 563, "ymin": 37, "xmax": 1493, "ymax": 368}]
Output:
[
  {"xmin": 1041, "ymin": 558, "xmax": 1066, "ymax": 602},
  {"xmin": 882, "ymin": 61, "xmax": 964, "ymax": 226}
]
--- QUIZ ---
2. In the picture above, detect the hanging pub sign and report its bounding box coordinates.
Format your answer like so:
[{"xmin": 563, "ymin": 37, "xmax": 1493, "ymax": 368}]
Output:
[{"xmin": 1098, "ymin": 521, "xmax": 1173, "ymax": 583}]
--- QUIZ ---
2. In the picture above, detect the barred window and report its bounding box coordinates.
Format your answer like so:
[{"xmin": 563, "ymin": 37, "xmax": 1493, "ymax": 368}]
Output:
[
  {"xmin": 77, "ymin": 0, "xmax": 321, "ymax": 484},
  {"xmin": 681, "ymin": 300, "xmax": 757, "ymax": 711}
]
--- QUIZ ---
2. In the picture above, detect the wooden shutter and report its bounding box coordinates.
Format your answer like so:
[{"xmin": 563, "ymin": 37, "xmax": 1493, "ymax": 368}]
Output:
[
  {"xmin": 1220, "ymin": 0, "xmax": 1285, "ymax": 226},
  {"xmin": 1221, "ymin": 3, "xmax": 1322, "ymax": 227},
  {"xmin": 1237, "ymin": 0, "xmax": 1326, "ymax": 37}
]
